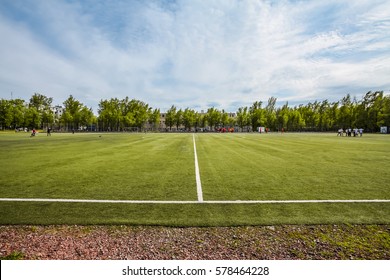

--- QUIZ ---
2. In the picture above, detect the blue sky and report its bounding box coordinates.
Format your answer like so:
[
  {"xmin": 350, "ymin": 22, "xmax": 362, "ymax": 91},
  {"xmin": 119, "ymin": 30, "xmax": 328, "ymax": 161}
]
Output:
[{"xmin": 1, "ymin": 0, "xmax": 389, "ymax": 113}]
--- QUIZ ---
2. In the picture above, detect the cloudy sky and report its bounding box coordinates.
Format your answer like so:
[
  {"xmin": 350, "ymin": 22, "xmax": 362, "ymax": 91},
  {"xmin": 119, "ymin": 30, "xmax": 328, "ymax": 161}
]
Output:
[{"xmin": 1, "ymin": 0, "xmax": 389, "ymax": 113}]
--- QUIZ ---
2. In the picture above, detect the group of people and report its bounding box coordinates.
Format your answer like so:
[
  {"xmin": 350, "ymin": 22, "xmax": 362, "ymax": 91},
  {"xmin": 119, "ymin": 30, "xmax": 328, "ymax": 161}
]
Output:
[
  {"xmin": 29, "ymin": 127, "xmax": 51, "ymax": 137},
  {"xmin": 337, "ymin": 128, "xmax": 363, "ymax": 137}
]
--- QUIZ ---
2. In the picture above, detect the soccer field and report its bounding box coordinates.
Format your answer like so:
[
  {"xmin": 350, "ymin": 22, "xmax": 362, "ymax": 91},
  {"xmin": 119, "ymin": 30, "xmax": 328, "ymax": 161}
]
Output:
[
  {"xmin": 0, "ymin": 132, "xmax": 389, "ymax": 225},
  {"xmin": 197, "ymin": 133, "xmax": 390, "ymax": 200}
]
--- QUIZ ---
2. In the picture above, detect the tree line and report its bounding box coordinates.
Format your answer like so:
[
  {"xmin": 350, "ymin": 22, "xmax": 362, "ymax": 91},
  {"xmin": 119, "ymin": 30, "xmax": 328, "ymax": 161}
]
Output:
[
  {"xmin": 1, "ymin": 91, "xmax": 389, "ymax": 132},
  {"xmin": 0, "ymin": 94, "xmax": 95, "ymax": 131}
]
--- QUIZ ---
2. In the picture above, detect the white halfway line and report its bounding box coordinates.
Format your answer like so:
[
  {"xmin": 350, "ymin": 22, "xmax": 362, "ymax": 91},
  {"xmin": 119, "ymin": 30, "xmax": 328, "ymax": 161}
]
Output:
[
  {"xmin": 1, "ymin": 198, "xmax": 390, "ymax": 204},
  {"xmin": 193, "ymin": 133, "xmax": 203, "ymax": 202}
]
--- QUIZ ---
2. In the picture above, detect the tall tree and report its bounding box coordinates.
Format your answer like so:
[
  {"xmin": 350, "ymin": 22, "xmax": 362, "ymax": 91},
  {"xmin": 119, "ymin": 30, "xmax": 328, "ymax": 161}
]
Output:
[
  {"xmin": 338, "ymin": 94, "xmax": 353, "ymax": 129},
  {"xmin": 165, "ymin": 105, "xmax": 176, "ymax": 131},
  {"xmin": 276, "ymin": 102, "xmax": 289, "ymax": 131},
  {"xmin": 29, "ymin": 93, "xmax": 53, "ymax": 129},
  {"xmin": 236, "ymin": 106, "xmax": 250, "ymax": 132},
  {"xmin": 265, "ymin": 97, "xmax": 277, "ymax": 130},
  {"xmin": 121, "ymin": 97, "xmax": 135, "ymax": 130},
  {"xmin": 365, "ymin": 91, "xmax": 384, "ymax": 132},
  {"xmin": 182, "ymin": 108, "xmax": 196, "ymax": 131},
  {"xmin": 288, "ymin": 107, "xmax": 305, "ymax": 131},
  {"xmin": 175, "ymin": 109, "xmax": 183, "ymax": 130},
  {"xmin": 98, "ymin": 99, "xmax": 115, "ymax": 131},
  {"xmin": 79, "ymin": 107, "xmax": 94, "ymax": 130},
  {"xmin": 62, "ymin": 95, "xmax": 82, "ymax": 130},
  {"xmin": 10, "ymin": 99, "xmax": 26, "ymax": 129},
  {"xmin": 129, "ymin": 99, "xmax": 151, "ymax": 129},
  {"xmin": 250, "ymin": 101, "xmax": 266, "ymax": 131},
  {"xmin": 220, "ymin": 110, "xmax": 229, "ymax": 127},
  {"xmin": 148, "ymin": 108, "xmax": 161, "ymax": 131},
  {"xmin": 0, "ymin": 99, "xmax": 12, "ymax": 129},
  {"xmin": 381, "ymin": 95, "xmax": 390, "ymax": 128},
  {"xmin": 194, "ymin": 112, "xmax": 202, "ymax": 131},
  {"xmin": 206, "ymin": 107, "xmax": 221, "ymax": 130},
  {"xmin": 62, "ymin": 95, "xmax": 94, "ymax": 131},
  {"xmin": 25, "ymin": 106, "xmax": 40, "ymax": 129}
]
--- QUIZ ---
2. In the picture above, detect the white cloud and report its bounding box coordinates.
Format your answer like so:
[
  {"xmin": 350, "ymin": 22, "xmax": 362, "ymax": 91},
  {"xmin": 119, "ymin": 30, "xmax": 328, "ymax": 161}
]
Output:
[{"xmin": 0, "ymin": 0, "xmax": 389, "ymax": 112}]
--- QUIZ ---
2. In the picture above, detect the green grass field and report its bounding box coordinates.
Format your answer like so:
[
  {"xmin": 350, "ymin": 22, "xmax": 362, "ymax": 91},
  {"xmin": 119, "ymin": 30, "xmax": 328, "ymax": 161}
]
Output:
[
  {"xmin": 198, "ymin": 133, "xmax": 390, "ymax": 200},
  {"xmin": 0, "ymin": 131, "xmax": 389, "ymax": 225},
  {"xmin": 0, "ymin": 133, "xmax": 196, "ymax": 200}
]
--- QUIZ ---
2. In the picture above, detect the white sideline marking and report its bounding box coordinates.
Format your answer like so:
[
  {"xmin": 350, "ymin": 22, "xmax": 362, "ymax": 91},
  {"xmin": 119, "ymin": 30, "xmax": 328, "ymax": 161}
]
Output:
[
  {"xmin": 193, "ymin": 133, "xmax": 203, "ymax": 202},
  {"xmin": 1, "ymin": 198, "xmax": 390, "ymax": 204}
]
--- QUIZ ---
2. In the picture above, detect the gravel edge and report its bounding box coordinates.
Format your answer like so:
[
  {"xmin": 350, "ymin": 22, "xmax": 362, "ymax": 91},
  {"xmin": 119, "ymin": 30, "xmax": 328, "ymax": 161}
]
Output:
[{"xmin": 1, "ymin": 225, "xmax": 389, "ymax": 260}]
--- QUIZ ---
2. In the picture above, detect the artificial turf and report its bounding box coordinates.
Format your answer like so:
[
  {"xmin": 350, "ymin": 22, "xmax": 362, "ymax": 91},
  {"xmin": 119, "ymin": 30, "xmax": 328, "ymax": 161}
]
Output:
[{"xmin": 0, "ymin": 131, "xmax": 389, "ymax": 225}]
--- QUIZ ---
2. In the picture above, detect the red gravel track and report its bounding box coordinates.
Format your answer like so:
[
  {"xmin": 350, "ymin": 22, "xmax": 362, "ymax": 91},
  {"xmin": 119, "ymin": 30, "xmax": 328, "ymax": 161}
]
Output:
[{"xmin": 1, "ymin": 225, "xmax": 389, "ymax": 260}]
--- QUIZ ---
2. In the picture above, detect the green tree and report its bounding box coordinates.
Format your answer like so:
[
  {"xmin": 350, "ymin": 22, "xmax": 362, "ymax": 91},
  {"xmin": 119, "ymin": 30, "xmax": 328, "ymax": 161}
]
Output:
[
  {"xmin": 206, "ymin": 107, "xmax": 221, "ymax": 130},
  {"xmin": 276, "ymin": 102, "xmax": 289, "ymax": 131},
  {"xmin": 364, "ymin": 91, "xmax": 385, "ymax": 132},
  {"xmin": 165, "ymin": 105, "xmax": 176, "ymax": 131},
  {"xmin": 194, "ymin": 112, "xmax": 202, "ymax": 131},
  {"xmin": 380, "ymin": 95, "xmax": 390, "ymax": 127},
  {"xmin": 228, "ymin": 115, "xmax": 236, "ymax": 128},
  {"xmin": 60, "ymin": 110, "xmax": 73, "ymax": 131},
  {"xmin": 338, "ymin": 94, "xmax": 353, "ymax": 129},
  {"xmin": 236, "ymin": 106, "xmax": 250, "ymax": 132},
  {"xmin": 79, "ymin": 107, "xmax": 94, "ymax": 130},
  {"xmin": 0, "ymin": 99, "xmax": 12, "ymax": 129},
  {"xmin": 200, "ymin": 113, "xmax": 207, "ymax": 128},
  {"xmin": 62, "ymin": 95, "xmax": 94, "ymax": 131},
  {"xmin": 288, "ymin": 107, "xmax": 305, "ymax": 131},
  {"xmin": 250, "ymin": 101, "xmax": 266, "ymax": 131},
  {"xmin": 29, "ymin": 93, "xmax": 53, "ymax": 129},
  {"xmin": 121, "ymin": 97, "xmax": 135, "ymax": 130},
  {"xmin": 148, "ymin": 108, "xmax": 161, "ymax": 131},
  {"xmin": 25, "ymin": 106, "xmax": 41, "ymax": 129},
  {"xmin": 220, "ymin": 109, "xmax": 229, "ymax": 127},
  {"xmin": 129, "ymin": 99, "xmax": 151, "ymax": 130},
  {"xmin": 329, "ymin": 102, "xmax": 339, "ymax": 131},
  {"xmin": 265, "ymin": 97, "xmax": 277, "ymax": 130},
  {"xmin": 10, "ymin": 99, "xmax": 27, "ymax": 129},
  {"xmin": 98, "ymin": 99, "xmax": 114, "ymax": 131},
  {"xmin": 182, "ymin": 108, "xmax": 196, "ymax": 131},
  {"xmin": 317, "ymin": 100, "xmax": 334, "ymax": 131},
  {"xmin": 301, "ymin": 101, "xmax": 320, "ymax": 131},
  {"xmin": 175, "ymin": 109, "xmax": 183, "ymax": 130}
]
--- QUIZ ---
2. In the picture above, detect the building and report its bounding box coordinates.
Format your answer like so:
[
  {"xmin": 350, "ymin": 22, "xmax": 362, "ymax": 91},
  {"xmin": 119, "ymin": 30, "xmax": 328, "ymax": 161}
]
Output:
[{"xmin": 52, "ymin": 105, "xmax": 64, "ymax": 119}]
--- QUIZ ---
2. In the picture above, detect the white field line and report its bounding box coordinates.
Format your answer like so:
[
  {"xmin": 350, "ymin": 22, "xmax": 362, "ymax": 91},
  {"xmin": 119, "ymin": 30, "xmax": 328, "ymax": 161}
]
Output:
[
  {"xmin": 193, "ymin": 133, "xmax": 203, "ymax": 202},
  {"xmin": 1, "ymin": 198, "xmax": 390, "ymax": 204}
]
